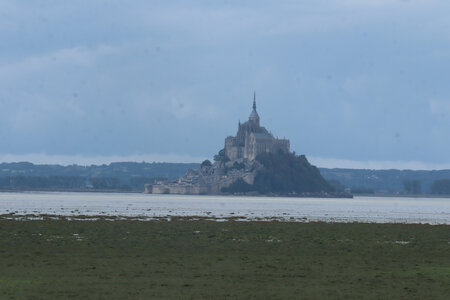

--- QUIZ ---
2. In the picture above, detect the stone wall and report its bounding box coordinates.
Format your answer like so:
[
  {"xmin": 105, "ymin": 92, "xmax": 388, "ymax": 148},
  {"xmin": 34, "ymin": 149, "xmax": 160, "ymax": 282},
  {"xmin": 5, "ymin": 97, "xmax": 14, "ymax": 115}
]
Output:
[{"xmin": 148, "ymin": 169, "xmax": 257, "ymax": 195}]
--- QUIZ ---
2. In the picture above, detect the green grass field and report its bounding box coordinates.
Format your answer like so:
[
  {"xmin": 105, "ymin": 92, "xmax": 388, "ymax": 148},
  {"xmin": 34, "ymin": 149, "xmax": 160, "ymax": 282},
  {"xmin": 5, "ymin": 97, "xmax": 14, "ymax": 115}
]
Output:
[{"xmin": 0, "ymin": 219, "xmax": 449, "ymax": 299}]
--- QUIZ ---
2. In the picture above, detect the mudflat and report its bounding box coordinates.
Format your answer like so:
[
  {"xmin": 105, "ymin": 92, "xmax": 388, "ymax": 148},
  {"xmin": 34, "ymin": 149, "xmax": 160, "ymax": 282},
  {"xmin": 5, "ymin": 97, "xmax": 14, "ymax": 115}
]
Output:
[
  {"xmin": 0, "ymin": 219, "xmax": 449, "ymax": 299},
  {"xmin": 1, "ymin": 192, "xmax": 449, "ymax": 224}
]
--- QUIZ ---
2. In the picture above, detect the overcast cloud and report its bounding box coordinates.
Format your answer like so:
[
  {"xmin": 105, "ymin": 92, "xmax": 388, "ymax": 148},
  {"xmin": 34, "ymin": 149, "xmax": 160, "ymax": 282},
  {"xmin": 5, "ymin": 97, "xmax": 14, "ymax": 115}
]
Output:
[{"xmin": 1, "ymin": 0, "xmax": 450, "ymax": 169}]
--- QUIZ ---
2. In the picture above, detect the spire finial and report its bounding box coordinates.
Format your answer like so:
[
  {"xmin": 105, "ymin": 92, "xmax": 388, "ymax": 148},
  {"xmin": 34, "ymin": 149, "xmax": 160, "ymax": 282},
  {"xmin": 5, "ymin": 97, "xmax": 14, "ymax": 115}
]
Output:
[{"xmin": 253, "ymin": 91, "xmax": 256, "ymax": 110}]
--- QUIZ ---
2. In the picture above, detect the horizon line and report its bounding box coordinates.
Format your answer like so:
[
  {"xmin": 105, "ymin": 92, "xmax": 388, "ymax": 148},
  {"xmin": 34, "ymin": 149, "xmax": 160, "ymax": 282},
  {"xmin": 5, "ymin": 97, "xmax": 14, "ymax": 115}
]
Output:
[{"xmin": 0, "ymin": 153, "xmax": 449, "ymax": 171}]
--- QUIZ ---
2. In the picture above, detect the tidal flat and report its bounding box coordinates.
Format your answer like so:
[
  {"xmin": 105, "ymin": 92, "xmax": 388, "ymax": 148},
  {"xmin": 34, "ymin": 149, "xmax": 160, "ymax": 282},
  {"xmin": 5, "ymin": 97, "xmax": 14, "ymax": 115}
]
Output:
[
  {"xmin": 1, "ymin": 192, "xmax": 449, "ymax": 224},
  {"xmin": 0, "ymin": 219, "xmax": 449, "ymax": 299}
]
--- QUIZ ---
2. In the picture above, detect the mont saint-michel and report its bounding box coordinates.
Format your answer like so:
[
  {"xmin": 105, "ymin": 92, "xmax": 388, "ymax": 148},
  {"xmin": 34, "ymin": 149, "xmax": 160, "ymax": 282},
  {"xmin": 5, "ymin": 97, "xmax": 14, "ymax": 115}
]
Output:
[{"xmin": 146, "ymin": 94, "xmax": 343, "ymax": 197}]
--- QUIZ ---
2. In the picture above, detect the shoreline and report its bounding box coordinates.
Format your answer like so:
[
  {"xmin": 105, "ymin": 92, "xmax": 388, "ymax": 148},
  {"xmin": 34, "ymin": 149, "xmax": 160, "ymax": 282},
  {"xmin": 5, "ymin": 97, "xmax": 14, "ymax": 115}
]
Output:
[
  {"xmin": 1, "ymin": 189, "xmax": 449, "ymax": 200},
  {"xmin": 355, "ymin": 193, "xmax": 450, "ymax": 198},
  {"xmin": 0, "ymin": 188, "xmax": 143, "ymax": 194},
  {"xmin": 1, "ymin": 213, "xmax": 449, "ymax": 225},
  {"xmin": 2, "ymin": 189, "xmax": 450, "ymax": 198},
  {"xmin": 0, "ymin": 188, "xmax": 354, "ymax": 198}
]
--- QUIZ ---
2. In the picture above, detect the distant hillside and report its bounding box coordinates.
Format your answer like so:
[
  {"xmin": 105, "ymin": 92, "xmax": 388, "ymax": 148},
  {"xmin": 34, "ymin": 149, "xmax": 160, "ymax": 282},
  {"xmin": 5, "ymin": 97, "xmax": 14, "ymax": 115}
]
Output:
[
  {"xmin": 0, "ymin": 162, "xmax": 199, "ymax": 191},
  {"xmin": 0, "ymin": 162, "xmax": 199, "ymax": 179},
  {"xmin": 2, "ymin": 161, "xmax": 450, "ymax": 194},
  {"xmin": 319, "ymin": 168, "xmax": 450, "ymax": 194}
]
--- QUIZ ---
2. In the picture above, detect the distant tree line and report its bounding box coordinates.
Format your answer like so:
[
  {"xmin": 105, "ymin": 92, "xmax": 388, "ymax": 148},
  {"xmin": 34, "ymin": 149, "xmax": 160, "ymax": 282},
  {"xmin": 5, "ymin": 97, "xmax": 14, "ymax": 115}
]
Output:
[
  {"xmin": 320, "ymin": 168, "xmax": 450, "ymax": 194},
  {"xmin": 403, "ymin": 180, "xmax": 422, "ymax": 194},
  {"xmin": 430, "ymin": 179, "xmax": 450, "ymax": 195},
  {"xmin": 331, "ymin": 178, "xmax": 450, "ymax": 195},
  {"xmin": 0, "ymin": 175, "xmax": 163, "ymax": 192},
  {"xmin": 0, "ymin": 162, "xmax": 199, "ymax": 180},
  {"xmin": 0, "ymin": 161, "xmax": 199, "ymax": 192},
  {"xmin": 0, "ymin": 176, "xmax": 87, "ymax": 190}
]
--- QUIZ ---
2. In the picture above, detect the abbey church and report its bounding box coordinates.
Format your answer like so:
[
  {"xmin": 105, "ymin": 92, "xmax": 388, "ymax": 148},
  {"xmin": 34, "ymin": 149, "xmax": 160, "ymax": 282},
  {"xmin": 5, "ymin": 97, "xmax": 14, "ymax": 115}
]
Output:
[{"xmin": 225, "ymin": 94, "xmax": 290, "ymax": 161}]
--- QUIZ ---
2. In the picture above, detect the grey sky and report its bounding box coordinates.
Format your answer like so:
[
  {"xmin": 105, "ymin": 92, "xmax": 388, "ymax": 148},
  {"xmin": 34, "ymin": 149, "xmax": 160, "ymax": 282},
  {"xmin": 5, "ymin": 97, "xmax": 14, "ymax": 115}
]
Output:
[{"xmin": 1, "ymin": 0, "xmax": 450, "ymax": 169}]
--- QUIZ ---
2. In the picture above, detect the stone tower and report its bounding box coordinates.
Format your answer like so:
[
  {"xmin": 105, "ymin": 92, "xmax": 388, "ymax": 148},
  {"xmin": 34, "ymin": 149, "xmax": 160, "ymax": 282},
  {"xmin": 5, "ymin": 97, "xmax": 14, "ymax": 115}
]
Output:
[{"xmin": 224, "ymin": 93, "xmax": 290, "ymax": 161}]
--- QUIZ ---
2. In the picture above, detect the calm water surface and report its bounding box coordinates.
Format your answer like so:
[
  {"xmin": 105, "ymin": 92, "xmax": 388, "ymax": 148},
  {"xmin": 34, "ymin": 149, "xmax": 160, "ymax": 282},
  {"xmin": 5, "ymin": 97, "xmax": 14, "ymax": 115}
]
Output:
[{"xmin": 0, "ymin": 192, "xmax": 449, "ymax": 224}]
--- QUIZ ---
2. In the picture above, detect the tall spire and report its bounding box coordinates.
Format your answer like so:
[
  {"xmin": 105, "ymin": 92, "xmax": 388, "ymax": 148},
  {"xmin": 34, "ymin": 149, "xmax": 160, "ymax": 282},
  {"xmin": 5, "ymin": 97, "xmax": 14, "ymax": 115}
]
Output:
[{"xmin": 249, "ymin": 91, "xmax": 260, "ymax": 125}]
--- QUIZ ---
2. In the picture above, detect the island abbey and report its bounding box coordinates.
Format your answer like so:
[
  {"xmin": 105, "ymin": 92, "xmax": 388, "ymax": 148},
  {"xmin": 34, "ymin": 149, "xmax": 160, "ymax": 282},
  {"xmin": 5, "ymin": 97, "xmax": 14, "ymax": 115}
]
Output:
[
  {"xmin": 225, "ymin": 93, "xmax": 290, "ymax": 161},
  {"xmin": 146, "ymin": 94, "xmax": 291, "ymax": 195}
]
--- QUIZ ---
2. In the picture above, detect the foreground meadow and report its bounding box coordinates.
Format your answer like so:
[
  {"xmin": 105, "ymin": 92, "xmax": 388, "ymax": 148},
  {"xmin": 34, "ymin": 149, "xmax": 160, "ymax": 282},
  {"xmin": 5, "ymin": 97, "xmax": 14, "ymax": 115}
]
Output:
[{"xmin": 0, "ymin": 219, "xmax": 449, "ymax": 299}]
